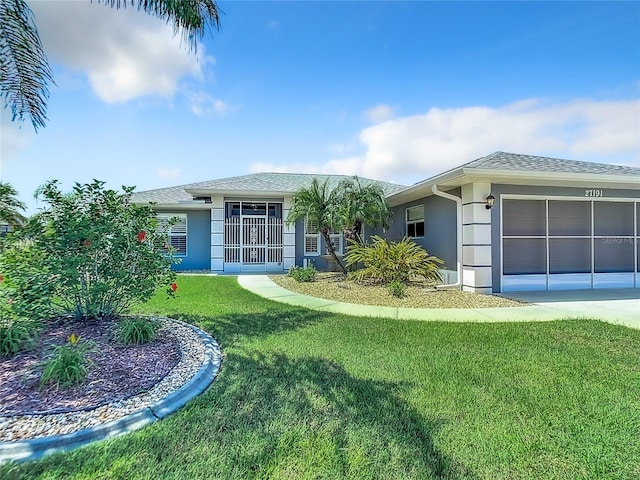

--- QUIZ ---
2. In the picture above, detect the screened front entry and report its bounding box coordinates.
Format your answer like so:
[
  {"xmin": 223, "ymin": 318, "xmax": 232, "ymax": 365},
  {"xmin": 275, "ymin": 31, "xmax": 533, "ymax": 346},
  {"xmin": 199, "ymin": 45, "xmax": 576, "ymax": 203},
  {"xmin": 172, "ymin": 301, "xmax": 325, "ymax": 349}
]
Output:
[
  {"xmin": 224, "ymin": 201, "xmax": 284, "ymax": 272},
  {"xmin": 501, "ymin": 198, "xmax": 639, "ymax": 291}
]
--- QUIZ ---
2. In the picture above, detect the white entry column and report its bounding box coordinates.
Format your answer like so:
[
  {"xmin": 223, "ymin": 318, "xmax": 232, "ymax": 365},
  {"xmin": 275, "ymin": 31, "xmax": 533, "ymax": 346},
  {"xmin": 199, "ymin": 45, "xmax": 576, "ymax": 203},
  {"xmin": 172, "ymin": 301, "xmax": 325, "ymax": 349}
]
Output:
[
  {"xmin": 282, "ymin": 198, "xmax": 296, "ymax": 270},
  {"xmin": 461, "ymin": 183, "xmax": 493, "ymax": 293},
  {"xmin": 210, "ymin": 196, "xmax": 224, "ymax": 272}
]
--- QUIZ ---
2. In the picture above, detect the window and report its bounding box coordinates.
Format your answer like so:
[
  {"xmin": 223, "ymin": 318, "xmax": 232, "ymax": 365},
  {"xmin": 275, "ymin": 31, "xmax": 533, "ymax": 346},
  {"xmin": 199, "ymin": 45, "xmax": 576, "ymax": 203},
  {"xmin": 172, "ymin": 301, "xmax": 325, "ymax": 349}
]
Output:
[
  {"xmin": 157, "ymin": 213, "xmax": 187, "ymax": 256},
  {"xmin": 304, "ymin": 219, "xmax": 344, "ymax": 255},
  {"xmin": 406, "ymin": 205, "xmax": 425, "ymax": 238},
  {"xmin": 329, "ymin": 233, "xmax": 344, "ymax": 255},
  {"xmin": 304, "ymin": 219, "xmax": 320, "ymax": 255}
]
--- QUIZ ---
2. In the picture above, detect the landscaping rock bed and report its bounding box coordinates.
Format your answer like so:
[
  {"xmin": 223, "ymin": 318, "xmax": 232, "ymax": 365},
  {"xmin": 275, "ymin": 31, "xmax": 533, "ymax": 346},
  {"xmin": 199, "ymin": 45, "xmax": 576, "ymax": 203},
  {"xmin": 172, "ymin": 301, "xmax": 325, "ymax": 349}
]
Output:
[
  {"xmin": 0, "ymin": 317, "xmax": 206, "ymax": 442},
  {"xmin": 271, "ymin": 273, "xmax": 527, "ymax": 309}
]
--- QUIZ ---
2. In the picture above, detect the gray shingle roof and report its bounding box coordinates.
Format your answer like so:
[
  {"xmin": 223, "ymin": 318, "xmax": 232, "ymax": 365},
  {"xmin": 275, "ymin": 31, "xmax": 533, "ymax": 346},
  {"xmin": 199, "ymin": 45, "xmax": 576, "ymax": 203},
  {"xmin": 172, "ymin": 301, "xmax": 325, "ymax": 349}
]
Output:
[
  {"xmin": 131, "ymin": 173, "xmax": 407, "ymax": 205},
  {"xmin": 461, "ymin": 151, "xmax": 640, "ymax": 176}
]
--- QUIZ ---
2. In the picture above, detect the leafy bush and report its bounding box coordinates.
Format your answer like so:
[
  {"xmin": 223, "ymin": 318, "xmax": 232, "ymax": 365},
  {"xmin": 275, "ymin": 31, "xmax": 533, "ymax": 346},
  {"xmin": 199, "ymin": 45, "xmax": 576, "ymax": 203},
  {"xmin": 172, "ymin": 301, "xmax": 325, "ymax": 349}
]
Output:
[
  {"xmin": 287, "ymin": 265, "xmax": 318, "ymax": 283},
  {"xmin": 16, "ymin": 180, "xmax": 178, "ymax": 321},
  {"xmin": 387, "ymin": 280, "xmax": 407, "ymax": 298},
  {"xmin": 40, "ymin": 334, "xmax": 90, "ymax": 389},
  {"xmin": 346, "ymin": 235, "xmax": 444, "ymax": 284},
  {"xmin": 115, "ymin": 317, "xmax": 160, "ymax": 345},
  {"xmin": 0, "ymin": 240, "xmax": 49, "ymax": 355},
  {"xmin": 0, "ymin": 321, "xmax": 37, "ymax": 357},
  {"xmin": 0, "ymin": 237, "xmax": 54, "ymax": 323}
]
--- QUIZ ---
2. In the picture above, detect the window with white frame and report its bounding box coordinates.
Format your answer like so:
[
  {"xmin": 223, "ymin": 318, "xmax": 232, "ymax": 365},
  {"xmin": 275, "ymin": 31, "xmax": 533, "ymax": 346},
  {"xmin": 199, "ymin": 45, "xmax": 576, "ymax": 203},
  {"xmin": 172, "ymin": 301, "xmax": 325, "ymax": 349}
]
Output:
[
  {"xmin": 304, "ymin": 218, "xmax": 320, "ymax": 255},
  {"xmin": 157, "ymin": 213, "xmax": 188, "ymax": 256},
  {"xmin": 329, "ymin": 233, "xmax": 344, "ymax": 255},
  {"xmin": 304, "ymin": 219, "xmax": 344, "ymax": 255},
  {"xmin": 406, "ymin": 205, "xmax": 425, "ymax": 238}
]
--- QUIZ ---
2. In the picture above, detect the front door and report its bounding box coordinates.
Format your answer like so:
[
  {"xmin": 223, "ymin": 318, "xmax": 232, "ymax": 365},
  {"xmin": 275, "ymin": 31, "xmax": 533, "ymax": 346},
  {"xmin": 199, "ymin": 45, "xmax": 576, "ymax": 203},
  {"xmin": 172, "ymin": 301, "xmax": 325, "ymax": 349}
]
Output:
[{"xmin": 224, "ymin": 201, "xmax": 283, "ymax": 272}]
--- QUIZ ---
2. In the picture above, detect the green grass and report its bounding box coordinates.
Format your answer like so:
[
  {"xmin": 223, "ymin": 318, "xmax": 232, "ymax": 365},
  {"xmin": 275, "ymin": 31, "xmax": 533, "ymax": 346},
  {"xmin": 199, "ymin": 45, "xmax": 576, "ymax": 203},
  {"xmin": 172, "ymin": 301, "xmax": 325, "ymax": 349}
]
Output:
[{"xmin": 9, "ymin": 276, "xmax": 640, "ymax": 479}]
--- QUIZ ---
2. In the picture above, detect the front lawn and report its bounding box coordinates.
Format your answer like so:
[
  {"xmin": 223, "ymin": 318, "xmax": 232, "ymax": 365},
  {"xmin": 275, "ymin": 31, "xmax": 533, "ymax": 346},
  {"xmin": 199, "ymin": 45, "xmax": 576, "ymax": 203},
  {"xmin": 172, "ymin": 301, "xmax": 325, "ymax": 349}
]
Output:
[{"xmin": 8, "ymin": 276, "xmax": 640, "ymax": 479}]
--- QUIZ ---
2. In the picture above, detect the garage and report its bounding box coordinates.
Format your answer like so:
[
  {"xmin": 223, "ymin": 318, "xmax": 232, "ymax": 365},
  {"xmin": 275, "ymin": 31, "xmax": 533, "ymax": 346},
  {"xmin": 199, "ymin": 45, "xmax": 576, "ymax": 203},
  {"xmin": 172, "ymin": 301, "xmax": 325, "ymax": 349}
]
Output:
[{"xmin": 501, "ymin": 197, "xmax": 639, "ymax": 291}]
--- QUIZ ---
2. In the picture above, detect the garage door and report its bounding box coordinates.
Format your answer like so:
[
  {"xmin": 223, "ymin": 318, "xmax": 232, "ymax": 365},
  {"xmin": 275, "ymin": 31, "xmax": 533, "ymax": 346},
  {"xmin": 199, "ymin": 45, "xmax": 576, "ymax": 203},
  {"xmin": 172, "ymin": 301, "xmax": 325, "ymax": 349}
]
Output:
[{"xmin": 501, "ymin": 198, "xmax": 639, "ymax": 291}]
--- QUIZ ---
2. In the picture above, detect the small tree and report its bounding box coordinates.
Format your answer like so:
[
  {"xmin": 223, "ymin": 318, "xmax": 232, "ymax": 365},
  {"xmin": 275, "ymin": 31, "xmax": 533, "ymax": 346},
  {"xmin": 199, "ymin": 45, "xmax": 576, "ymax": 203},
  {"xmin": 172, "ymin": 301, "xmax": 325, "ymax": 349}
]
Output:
[
  {"xmin": 287, "ymin": 177, "xmax": 393, "ymax": 274},
  {"xmin": 338, "ymin": 177, "xmax": 392, "ymax": 245},
  {"xmin": 286, "ymin": 178, "xmax": 346, "ymax": 273},
  {"xmin": 17, "ymin": 180, "xmax": 177, "ymax": 320}
]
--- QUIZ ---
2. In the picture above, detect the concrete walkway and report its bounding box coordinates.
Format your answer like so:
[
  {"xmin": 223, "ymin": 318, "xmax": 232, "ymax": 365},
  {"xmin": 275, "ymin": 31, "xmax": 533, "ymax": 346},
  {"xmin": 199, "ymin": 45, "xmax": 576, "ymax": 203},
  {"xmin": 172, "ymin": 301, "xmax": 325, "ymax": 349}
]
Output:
[{"xmin": 237, "ymin": 276, "xmax": 640, "ymax": 330}]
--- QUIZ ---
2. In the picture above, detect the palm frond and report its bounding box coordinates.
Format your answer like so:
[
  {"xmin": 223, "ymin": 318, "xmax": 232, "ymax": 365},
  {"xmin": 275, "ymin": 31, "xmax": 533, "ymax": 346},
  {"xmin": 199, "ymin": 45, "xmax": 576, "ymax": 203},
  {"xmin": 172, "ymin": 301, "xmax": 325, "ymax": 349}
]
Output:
[
  {"xmin": 0, "ymin": 0, "xmax": 55, "ymax": 131},
  {"xmin": 98, "ymin": 0, "xmax": 221, "ymax": 52},
  {"xmin": 0, "ymin": 181, "xmax": 27, "ymax": 227}
]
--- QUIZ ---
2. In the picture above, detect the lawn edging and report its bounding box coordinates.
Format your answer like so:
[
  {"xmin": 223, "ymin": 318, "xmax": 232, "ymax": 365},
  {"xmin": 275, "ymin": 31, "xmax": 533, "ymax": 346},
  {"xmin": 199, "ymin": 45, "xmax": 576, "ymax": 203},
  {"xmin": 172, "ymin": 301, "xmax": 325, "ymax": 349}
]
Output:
[{"xmin": 0, "ymin": 321, "xmax": 222, "ymax": 464}]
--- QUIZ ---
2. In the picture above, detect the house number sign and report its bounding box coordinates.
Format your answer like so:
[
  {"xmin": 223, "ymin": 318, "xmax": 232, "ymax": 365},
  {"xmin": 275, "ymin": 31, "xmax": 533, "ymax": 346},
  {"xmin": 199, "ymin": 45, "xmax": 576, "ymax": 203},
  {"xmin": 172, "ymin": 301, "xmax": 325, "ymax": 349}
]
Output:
[{"xmin": 584, "ymin": 189, "xmax": 604, "ymax": 197}]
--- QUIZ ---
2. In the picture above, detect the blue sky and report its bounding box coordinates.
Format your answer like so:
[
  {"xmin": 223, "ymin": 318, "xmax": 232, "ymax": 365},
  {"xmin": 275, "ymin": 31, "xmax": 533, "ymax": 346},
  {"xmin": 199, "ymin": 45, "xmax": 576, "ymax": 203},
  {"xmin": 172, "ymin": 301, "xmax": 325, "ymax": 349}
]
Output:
[{"xmin": 1, "ymin": 1, "xmax": 639, "ymax": 213}]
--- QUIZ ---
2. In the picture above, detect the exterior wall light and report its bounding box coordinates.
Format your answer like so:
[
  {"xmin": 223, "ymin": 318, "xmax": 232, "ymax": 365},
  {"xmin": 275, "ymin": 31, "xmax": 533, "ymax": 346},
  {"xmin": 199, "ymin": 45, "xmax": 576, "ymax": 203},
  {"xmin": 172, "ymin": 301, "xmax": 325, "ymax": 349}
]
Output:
[{"xmin": 485, "ymin": 193, "xmax": 495, "ymax": 210}]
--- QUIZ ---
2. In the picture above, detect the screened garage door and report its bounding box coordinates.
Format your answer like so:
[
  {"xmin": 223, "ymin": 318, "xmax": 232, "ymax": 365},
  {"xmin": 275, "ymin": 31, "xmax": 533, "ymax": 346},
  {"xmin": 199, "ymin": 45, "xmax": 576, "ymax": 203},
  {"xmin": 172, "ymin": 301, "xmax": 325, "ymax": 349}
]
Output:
[{"xmin": 501, "ymin": 198, "xmax": 639, "ymax": 291}]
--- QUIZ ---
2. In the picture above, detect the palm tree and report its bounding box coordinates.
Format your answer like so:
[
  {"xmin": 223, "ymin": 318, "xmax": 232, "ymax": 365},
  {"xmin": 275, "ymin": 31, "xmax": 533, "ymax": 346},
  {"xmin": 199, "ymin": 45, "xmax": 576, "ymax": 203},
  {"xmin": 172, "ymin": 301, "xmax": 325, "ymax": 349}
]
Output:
[
  {"xmin": 338, "ymin": 176, "xmax": 392, "ymax": 245},
  {"xmin": 0, "ymin": 181, "xmax": 27, "ymax": 228},
  {"xmin": 286, "ymin": 178, "xmax": 347, "ymax": 274},
  {"xmin": 0, "ymin": 0, "xmax": 220, "ymax": 131},
  {"xmin": 287, "ymin": 177, "xmax": 394, "ymax": 274}
]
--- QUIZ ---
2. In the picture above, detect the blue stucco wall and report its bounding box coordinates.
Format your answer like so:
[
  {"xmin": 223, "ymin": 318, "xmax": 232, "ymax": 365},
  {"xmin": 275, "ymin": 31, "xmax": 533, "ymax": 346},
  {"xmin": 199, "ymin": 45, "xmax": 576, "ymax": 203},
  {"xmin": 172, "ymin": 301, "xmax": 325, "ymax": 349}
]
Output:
[
  {"xmin": 159, "ymin": 209, "xmax": 211, "ymax": 271},
  {"xmin": 387, "ymin": 189, "xmax": 460, "ymax": 271}
]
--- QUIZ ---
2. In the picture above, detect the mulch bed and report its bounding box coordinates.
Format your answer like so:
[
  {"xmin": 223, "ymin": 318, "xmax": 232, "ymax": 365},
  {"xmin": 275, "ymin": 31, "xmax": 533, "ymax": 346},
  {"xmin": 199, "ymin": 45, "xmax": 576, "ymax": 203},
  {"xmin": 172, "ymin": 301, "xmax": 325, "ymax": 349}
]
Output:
[{"xmin": 0, "ymin": 317, "xmax": 180, "ymax": 416}]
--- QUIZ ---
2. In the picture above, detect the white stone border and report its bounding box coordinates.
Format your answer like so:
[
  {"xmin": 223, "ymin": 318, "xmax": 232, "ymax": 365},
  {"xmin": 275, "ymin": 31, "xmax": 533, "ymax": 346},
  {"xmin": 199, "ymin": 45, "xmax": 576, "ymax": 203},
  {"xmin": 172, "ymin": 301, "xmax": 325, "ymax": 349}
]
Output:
[{"xmin": 0, "ymin": 319, "xmax": 222, "ymax": 464}]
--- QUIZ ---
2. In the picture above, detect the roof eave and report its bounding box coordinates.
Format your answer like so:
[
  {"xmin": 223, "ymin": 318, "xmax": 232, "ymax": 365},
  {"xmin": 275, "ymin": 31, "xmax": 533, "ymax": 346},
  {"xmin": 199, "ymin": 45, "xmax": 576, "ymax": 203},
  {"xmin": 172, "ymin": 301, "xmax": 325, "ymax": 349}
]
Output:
[
  {"xmin": 386, "ymin": 168, "xmax": 639, "ymax": 206},
  {"xmin": 185, "ymin": 188, "xmax": 294, "ymax": 197},
  {"xmin": 132, "ymin": 201, "xmax": 211, "ymax": 210}
]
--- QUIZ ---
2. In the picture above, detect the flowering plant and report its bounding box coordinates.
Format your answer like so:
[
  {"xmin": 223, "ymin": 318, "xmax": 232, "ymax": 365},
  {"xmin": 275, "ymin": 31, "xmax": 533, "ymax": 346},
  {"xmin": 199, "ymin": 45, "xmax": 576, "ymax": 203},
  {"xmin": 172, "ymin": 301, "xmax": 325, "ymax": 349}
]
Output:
[{"xmin": 12, "ymin": 180, "xmax": 179, "ymax": 321}]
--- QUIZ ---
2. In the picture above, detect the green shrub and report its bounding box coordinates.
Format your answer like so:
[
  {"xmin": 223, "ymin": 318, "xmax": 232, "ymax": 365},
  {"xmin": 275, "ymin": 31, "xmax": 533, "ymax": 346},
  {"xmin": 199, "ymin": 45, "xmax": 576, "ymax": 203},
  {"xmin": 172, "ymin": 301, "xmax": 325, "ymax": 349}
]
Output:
[
  {"xmin": 0, "ymin": 321, "xmax": 37, "ymax": 357},
  {"xmin": 115, "ymin": 317, "xmax": 159, "ymax": 345},
  {"xmin": 15, "ymin": 180, "xmax": 178, "ymax": 321},
  {"xmin": 388, "ymin": 280, "xmax": 407, "ymax": 298},
  {"xmin": 287, "ymin": 265, "xmax": 318, "ymax": 283},
  {"xmin": 346, "ymin": 235, "xmax": 444, "ymax": 284},
  {"xmin": 0, "ymin": 237, "xmax": 54, "ymax": 324},
  {"xmin": 40, "ymin": 334, "xmax": 90, "ymax": 389}
]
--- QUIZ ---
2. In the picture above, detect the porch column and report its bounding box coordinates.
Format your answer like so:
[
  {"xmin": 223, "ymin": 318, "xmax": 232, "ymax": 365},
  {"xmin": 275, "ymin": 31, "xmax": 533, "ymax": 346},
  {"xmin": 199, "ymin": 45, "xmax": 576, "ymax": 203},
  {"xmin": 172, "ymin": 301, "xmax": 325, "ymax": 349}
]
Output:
[
  {"xmin": 282, "ymin": 198, "xmax": 295, "ymax": 270},
  {"xmin": 461, "ymin": 183, "xmax": 493, "ymax": 293},
  {"xmin": 210, "ymin": 196, "xmax": 224, "ymax": 272}
]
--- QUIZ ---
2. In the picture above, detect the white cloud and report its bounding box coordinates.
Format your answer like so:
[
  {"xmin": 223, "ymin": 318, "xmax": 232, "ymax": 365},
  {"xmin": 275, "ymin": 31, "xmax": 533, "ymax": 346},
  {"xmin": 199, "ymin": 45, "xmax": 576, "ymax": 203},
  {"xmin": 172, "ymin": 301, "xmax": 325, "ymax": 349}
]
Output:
[
  {"xmin": 364, "ymin": 104, "xmax": 394, "ymax": 123},
  {"xmin": 0, "ymin": 111, "xmax": 35, "ymax": 167},
  {"xmin": 250, "ymin": 98, "xmax": 640, "ymax": 184},
  {"xmin": 28, "ymin": 1, "xmax": 211, "ymax": 103},
  {"xmin": 188, "ymin": 92, "xmax": 236, "ymax": 116},
  {"xmin": 156, "ymin": 167, "xmax": 182, "ymax": 180}
]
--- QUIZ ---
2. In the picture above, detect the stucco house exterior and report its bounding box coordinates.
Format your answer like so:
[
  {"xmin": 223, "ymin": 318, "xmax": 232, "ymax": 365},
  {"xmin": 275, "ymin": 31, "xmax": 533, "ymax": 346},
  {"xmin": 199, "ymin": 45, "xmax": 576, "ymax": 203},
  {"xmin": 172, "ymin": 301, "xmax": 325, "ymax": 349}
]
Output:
[
  {"xmin": 132, "ymin": 152, "xmax": 640, "ymax": 294},
  {"xmin": 131, "ymin": 173, "xmax": 405, "ymax": 274}
]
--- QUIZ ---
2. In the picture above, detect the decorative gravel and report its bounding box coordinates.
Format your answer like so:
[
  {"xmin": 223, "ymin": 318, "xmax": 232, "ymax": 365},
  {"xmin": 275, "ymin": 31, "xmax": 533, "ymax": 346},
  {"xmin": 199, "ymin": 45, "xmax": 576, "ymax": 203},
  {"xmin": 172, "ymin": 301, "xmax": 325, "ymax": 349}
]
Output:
[
  {"xmin": 0, "ymin": 318, "xmax": 206, "ymax": 443},
  {"xmin": 271, "ymin": 274, "xmax": 527, "ymax": 309}
]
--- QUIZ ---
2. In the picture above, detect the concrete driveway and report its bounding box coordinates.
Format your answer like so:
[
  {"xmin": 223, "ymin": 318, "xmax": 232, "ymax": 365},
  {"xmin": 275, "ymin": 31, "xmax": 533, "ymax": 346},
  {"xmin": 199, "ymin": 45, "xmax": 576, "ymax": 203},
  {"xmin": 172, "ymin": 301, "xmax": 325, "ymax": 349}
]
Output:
[{"xmin": 499, "ymin": 288, "xmax": 640, "ymax": 330}]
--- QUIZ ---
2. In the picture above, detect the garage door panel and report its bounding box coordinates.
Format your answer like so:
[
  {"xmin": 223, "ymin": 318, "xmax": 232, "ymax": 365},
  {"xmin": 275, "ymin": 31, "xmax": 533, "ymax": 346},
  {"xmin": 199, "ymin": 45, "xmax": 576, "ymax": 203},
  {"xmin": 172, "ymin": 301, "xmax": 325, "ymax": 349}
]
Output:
[
  {"xmin": 594, "ymin": 202, "xmax": 634, "ymax": 236},
  {"xmin": 503, "ymin": 238, "xmax": 546, "ymax": 275},
  {"xmin": 548, "ymin": 201, "xmax": 591, "ymax": 236},
  {"xmin": 594, "ymin": 238, "xmax": 634, "ymax": 273},
  {"xmin": 593, "ymin": 273, "xmax": 635, "ymax": 289},
  {"xmin": 549, "ymin": 238, "xmax": 591, "ymax": 274},
  {"xmin": 548, "ymin": 274, "xmax": 592, "ymax": 290},
  {"xmin": 503, "ymin": 200, "xmax": 546, "ymax": 236}
]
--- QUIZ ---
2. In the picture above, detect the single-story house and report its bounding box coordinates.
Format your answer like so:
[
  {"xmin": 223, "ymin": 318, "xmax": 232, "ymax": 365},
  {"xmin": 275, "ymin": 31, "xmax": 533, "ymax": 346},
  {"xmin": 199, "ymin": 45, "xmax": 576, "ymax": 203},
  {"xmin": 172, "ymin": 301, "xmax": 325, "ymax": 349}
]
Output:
[{"xmin": 132, "ymin": 151, "xmax": 640, "ymax": 294}]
